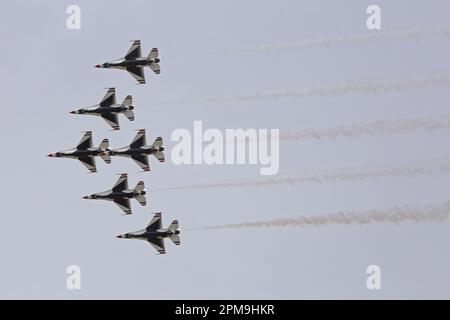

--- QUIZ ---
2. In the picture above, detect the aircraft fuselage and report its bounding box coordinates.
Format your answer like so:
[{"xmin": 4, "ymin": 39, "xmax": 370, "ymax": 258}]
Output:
[
  {"xmin": 54, "ymin": 148, "xmax": 102, "ymax": 158},
  {"xmin": 81, "ymin": 104, "xmax": 133, "ymax": 115},
  {"xmin": 95, "ymin": 189, "xmax": 146, "ymax": 200},
  {"xmin": 126, "ymin": 228, "xmax": 180, "ymax": 241},
  {"xmin": 110, "ymin": 146, "xmax": 161, "ymax": 157},
  {"xmin": 104, "ymin": 57, "xmax": 160, "ymax": 69}
]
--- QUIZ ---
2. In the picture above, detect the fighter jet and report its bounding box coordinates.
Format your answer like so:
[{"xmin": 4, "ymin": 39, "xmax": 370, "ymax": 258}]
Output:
[
  {"xmin": 70, "ymin": 88, "xmax": 135, "ymax": 130},
  {"xmin": 117, "ymin": 212, "xmax": 180, "ymax": 254},
  {"xmin": 82, "ymin": 173, "xmax": 146, "ymax": 215},
  {"xmin": 47, "ymin": 131, "xmax": 110, "ymax": 173},
  {"xmin": 95, "ymin": 40, "xmax": 160, "ymax": 84},
  {"xmin": 106, "ymin": 129, "xmax": 165, "ymax": 172}
]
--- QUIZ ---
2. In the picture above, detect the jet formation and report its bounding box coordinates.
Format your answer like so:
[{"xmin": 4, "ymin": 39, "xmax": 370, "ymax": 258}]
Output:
[
  {"xmin": 117, "ymin": 212, "xmax": 181, "ymax": 254},
  {"xmin": 50, "ymin": 41, "xmax": 180, "ymax": 254}
]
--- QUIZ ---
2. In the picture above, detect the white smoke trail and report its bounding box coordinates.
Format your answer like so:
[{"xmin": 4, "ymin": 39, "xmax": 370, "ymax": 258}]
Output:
[
  {"xmin": 281, "ymin": 113, "xmax": 450, "ymax": 141},
  {"xmin": 228, "ymin": 26, "xmax": 450, "ymax": 54},
  {"xmin": 205, "ymin": 202, "xmax": 450, "ymax": 230},
  {"xmin": 155, "ymin": 158, "xmax": 450, "ymax": 191},
  {"xmin": 153, "ymin": 73, "xmax": 450, "ymax": 105}
]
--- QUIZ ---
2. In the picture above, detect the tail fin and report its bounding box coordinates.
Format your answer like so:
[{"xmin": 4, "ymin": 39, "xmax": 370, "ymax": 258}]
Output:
[
  {"xmin": 134, "ymin": 181, "xmax": 145, "ymax": 193},
  {"xmin": 148, "ymin": 48, "xmax": 159, "ymax": 59},
  {"xmin": 169, "ymin": 220, "xmax": 179, "ymax": 233},
  {"xmin": 122, "ymin": 95, "xmax": 133, "ymax": 106}
]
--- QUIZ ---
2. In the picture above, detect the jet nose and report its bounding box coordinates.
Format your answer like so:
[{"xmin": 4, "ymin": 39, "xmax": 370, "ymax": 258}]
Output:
[
  {"xmin": 116, "ymin": 235, "xmax": 123, "ymax": 239},
  {"xmin": 82, "ymin": 195, "xmax": 90, "ymax": 199},
  {"xmin": 95, "ymin": 64, "xmax": 101, "ymax": 68},
  {"xmin": 69, "ymin": 110, "xmax": 76, "ymax": 114},
  {"xmin": 47, "ymin": 153, "xmax": 54, "ymax": 157}
]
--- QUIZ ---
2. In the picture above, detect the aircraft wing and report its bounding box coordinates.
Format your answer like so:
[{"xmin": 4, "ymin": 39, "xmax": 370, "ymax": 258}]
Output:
[
  {"xmin": 113, "ymin": 198, "xmax": 131, "ymax": 215},
  {"xmin": 77, "ymin": 131, "xmax": 93, "ymax": 150},
  {"xmin": 147, "ymin": 236, "xmax": 165, "ymax": 254},
  {"xmin": 126, "ymin": 66, "xmax": 145, "ymax": 84},
  {"xmin": 146, "ymin": 212, "xmax": 162, "ymax": 231},
  {"xmin": 125, "ymin": 40, "xmax": 142, "ymax": 60},
  {"xmin": 101, "ymin": 113, "xmax": 120, "ymax": 130},
  {"xmin": 112, "ymin": 173, "xmax": 129, "ymax": 192},
  {"xmin": 131, "ymin": 154, "xmax": 150, "ymax": 171},
  {"xmin": 99, "ymin": 88, "xmax": 116, "ymax": 107},
  {"xmin": 130, "ymin": 129, "xmax": 147, "ymax": 148},
  {"xmin": 78, "ymin": 155, "xmax": 97, "ymax": 173}
]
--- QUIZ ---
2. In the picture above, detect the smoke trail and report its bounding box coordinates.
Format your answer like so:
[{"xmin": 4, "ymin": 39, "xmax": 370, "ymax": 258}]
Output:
[
  {"xmin": 205, "ymin": 202, "xmax": 450, "ymax": 230},
  {"xmin": 155, "ymin": 158, "xmax": 450, "ymax": 191},
  {"xmin": 281, "ymin": 113, "xmax": 450, "ymax": 141},
  {"xmin": 153, "ymin": 73, "xmax": 450, "ymax": 105},
  {"xmin": 227, "ymin": 26, "xmax": 450, "ymax": 54}
]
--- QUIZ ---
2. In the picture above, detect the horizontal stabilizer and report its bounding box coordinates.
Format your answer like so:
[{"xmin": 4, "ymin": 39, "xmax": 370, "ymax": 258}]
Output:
[
  {"xmin": 99, "ymin": 138, "xmax": 109, "ymax": 151},
  {"xmin": 169, "ymin": 220, "xmax": 179, "ymax": 233},
  {"xmin": 169, "ymin": 234, "xmax": 181, "ymax": 245},
  {"xmin": 136, "ymin": 194, "xmax": 147, "ymax": 206},
  {"xmin": 134, "ymin": 181, "xmax": 145, "ymax": 193},
  {"xmin": 154, "ymin": 151, "xmax": 165, "ymax": 163},
  {"xmin": 150, "ymin": 63, "xmax": 160, "ymax": 74},
  {"xmin": 122, "ymin": 95, "xmax": 133, "ymax": 106},
  {"xmin": 99, "ymin": 153, "xmax": 111, "ymax": 164},
  {"xmin": 124, "ymin": 109, "xmax": 135, "ymax": 121},
  {"xmin": 149, "ymin": 47, "xmax": 159, "ymax": 59}
]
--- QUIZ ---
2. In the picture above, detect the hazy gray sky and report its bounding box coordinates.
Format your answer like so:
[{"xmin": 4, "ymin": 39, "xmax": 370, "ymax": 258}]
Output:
[{"xmin": 1, "ymin": 0, "xmax": 450, "ymax": 299}]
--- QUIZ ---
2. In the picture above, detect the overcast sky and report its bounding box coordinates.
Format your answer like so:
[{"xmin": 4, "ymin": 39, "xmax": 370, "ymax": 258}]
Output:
[{"xmin": 1, "ymin": 0, "xmax": 450, "ymax": 299}]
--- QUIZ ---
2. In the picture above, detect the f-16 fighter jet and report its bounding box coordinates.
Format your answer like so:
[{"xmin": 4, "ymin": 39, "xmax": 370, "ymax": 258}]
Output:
[
  {"xmin": 70, "ymin": 88, "xmax": 135, "ymax": 130},
  {"xmin": 106, "ymin": 129, "xmax": 165, "ymax": 172},
  {"xmin": 95, "ymin": 40, "xmax": 160, "ymax": 84},
  {"xmin": 82, "ymin": 173, "xmax": 146, "ymax": 215},
  {"xmin": 47, "ymin": 131, "xmax": 110, "ymax": 173},
  {"xmin": 117, "ymin": 212, "xmax": 180, "ymax": 254}
]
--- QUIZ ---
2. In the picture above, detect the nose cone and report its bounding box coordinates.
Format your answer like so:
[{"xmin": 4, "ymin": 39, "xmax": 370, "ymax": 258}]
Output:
[
  {"xmin": 116, "ymin": 235, "xmax": 124, "ymax": 239},
  {"xmin": 82, "ymin": 195, "xmax": 90, "ymax": 199},
  {"xmin": 47, "ymin": 153, "xmax": 54, "ymax": 157},
  {"xmin": 69, "ymin": 110, "xmax": 76, "ymax": 114}
]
